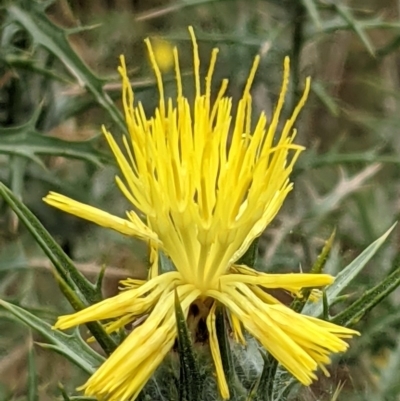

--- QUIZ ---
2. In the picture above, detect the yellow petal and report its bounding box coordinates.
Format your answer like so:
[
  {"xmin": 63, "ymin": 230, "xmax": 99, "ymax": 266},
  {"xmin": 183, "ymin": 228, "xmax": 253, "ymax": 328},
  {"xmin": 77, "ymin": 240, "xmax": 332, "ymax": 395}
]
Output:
[
  {"xmin": 43, "ymin": 192, "xmax": 159, "ymax": 243},
  {"xmin": 206, "ymin": 302, "xmax": 230, "ymax": 399},
  {"xmin": 80, "ymin": 283, "xmax": 200, "ymax": 401},
  {"xmin": 223, "ymin": 266, "xmax": 334, "ymax": 292},
  {"xmin": 229, "ymin": 311, "xmax": 246, "ymax": 345},
  {"xmin": 54, "ymin": 272, "xmax": 182, "ymax": 329},
  {"xmin": 208, "ymin": 284, "xmax": 359, "ymax": 386}
]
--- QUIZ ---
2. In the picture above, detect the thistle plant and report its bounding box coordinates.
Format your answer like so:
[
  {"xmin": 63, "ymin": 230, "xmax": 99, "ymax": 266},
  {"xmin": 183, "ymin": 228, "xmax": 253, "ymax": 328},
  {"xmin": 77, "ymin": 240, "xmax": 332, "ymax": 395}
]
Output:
[
  {"xmin": 2, "ymin": 4, "xmax": 400, "ymax": 401},
  {"xmin": 40, "ymin": 27, "xmax": 360, "ymax": 401}
]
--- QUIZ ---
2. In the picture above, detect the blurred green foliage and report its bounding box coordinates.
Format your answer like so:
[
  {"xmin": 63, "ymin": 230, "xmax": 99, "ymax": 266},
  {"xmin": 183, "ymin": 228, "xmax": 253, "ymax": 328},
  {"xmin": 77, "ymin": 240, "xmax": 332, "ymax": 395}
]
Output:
[{"xmin": 1, "ymin": 0, "xmax": 400, "ymax": 400}]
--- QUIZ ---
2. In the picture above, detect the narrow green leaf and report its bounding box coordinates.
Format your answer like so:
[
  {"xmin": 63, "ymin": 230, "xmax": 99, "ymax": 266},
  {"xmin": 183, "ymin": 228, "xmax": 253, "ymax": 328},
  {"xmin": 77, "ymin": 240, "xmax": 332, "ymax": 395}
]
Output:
[
  {"xmin": 311, "ymin": 80, "xmax": 340, "ymax": 117},
  {"xmin": 332, "ymin": 263, "xmax": 400, "ymax": 326},
  {"xmin": 302, "ymin": 223, "xmax": 396, "ymax": 317},
  {"xmin": 174, "ymin": 291, "xmax": 202, "ymax": 401},
  {"xmin": 0, "ymin": 299, "xmax": 104, "ymax": 374},
  {"xmin": 7, "ymin": 3, "xmax": 125, "ymax": 131},
  {"xmin": 0, "ymin": 182, "xmax": 117, "ymax": 354}
]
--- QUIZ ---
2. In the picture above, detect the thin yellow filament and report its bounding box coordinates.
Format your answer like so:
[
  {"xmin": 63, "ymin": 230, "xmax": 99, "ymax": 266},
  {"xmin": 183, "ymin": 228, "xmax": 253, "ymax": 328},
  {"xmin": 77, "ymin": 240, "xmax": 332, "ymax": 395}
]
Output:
[
  {"xmin": 263, "ymin": 56, "xmax": 291, "ymax": 151},
  {"xmin": 173, "ymin": 47, "xmax": 183, "ymax": 99},
  {"xmin": 210, "ymin": 79, "xmax": 229, "ymax": 127},
  {"xmin": 281, "ymin": 76, "xmax": 311, "ymax": 139},
  {"xmin": 243, "ymin": 55, "xmax": 260, "ymax": 99},
  {"xmin": 205, "ymin": 48, "xmax": 219, "ymax": 113},
  {"xmin": 145, "ymin": 38, "xmax": 165, "ymax": 119},
  {"xmin": 188, "ymin": 26, "xmax": 201, "ymax": 98}
]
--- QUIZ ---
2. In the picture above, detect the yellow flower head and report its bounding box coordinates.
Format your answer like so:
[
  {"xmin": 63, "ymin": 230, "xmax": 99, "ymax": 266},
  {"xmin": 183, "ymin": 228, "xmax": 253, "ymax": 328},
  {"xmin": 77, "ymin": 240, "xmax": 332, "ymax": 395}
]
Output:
[{"xmin": 44, "ymin": 27, "xmax": 358, "ymax": 401}]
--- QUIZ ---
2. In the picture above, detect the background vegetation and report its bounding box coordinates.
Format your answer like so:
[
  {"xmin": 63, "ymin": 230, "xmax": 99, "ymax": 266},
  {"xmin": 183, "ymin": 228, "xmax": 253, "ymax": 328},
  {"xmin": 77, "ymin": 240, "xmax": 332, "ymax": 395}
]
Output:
[{"xmin": 1, "ymin": 0, "xmax": 400, "ymax": 400}]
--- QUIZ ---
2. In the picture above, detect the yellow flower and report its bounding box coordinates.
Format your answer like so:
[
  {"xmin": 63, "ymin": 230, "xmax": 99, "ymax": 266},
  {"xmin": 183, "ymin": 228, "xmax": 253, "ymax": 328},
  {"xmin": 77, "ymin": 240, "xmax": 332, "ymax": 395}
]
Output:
[{"xmin": 44, "ymin": 27, "xmax": 359, "ymax": 401}]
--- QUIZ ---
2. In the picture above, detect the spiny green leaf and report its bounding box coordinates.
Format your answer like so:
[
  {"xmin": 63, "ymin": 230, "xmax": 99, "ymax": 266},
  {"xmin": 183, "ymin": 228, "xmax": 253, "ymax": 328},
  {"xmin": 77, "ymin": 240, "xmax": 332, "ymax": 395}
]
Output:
[
  {"xmin": 2, "ymin": 53, "xmax": 70, "ymax": 83},
  {"xmin": 316, "ymin": 16, "xmax": 400, "ymax": 36},
  {"xmin": 55, "ymin": 90, "xmax": 119, "ymax": 122},
  {"xmin": 333, "ymin": 3, "xmax": 375, "ymax": 56},
  {"xmin": 332, "ymin": 263, "xmax": 400, "ymax": 326},
  {"xmin": 7, "ymin": 3, "xmax": 125, "ymax": 131},
  {"xmin": 311, "ymin": 80, "xmax": 340, "ymax": 117},
  {"xmin": 57, "ymin": 75, "xmax": 173, "ymax": 121},
  {"xmin": 301, "ymin": 0, "xmax": 322, "ymax": 30},
  {"xmin": 0, "ymin": 299, "xmax": 104, "ymax": 374},
  {"xmin": 0, "ymin": 120, "xmax": 111, "ymax": 167},
  {"xmin": 174, "ymin": 291, "xmax": 202, "ymax": 401},
  {"xmin": 302, "ymin": 223, "xmax": 396, "ymax": 317},
  {"xmin": 136, "ymin": 0, "xmax": 237, "ymax": 22},
  {"xmin": 66, "ymin": 23, "xmax": 102, "ymax": 36}
]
